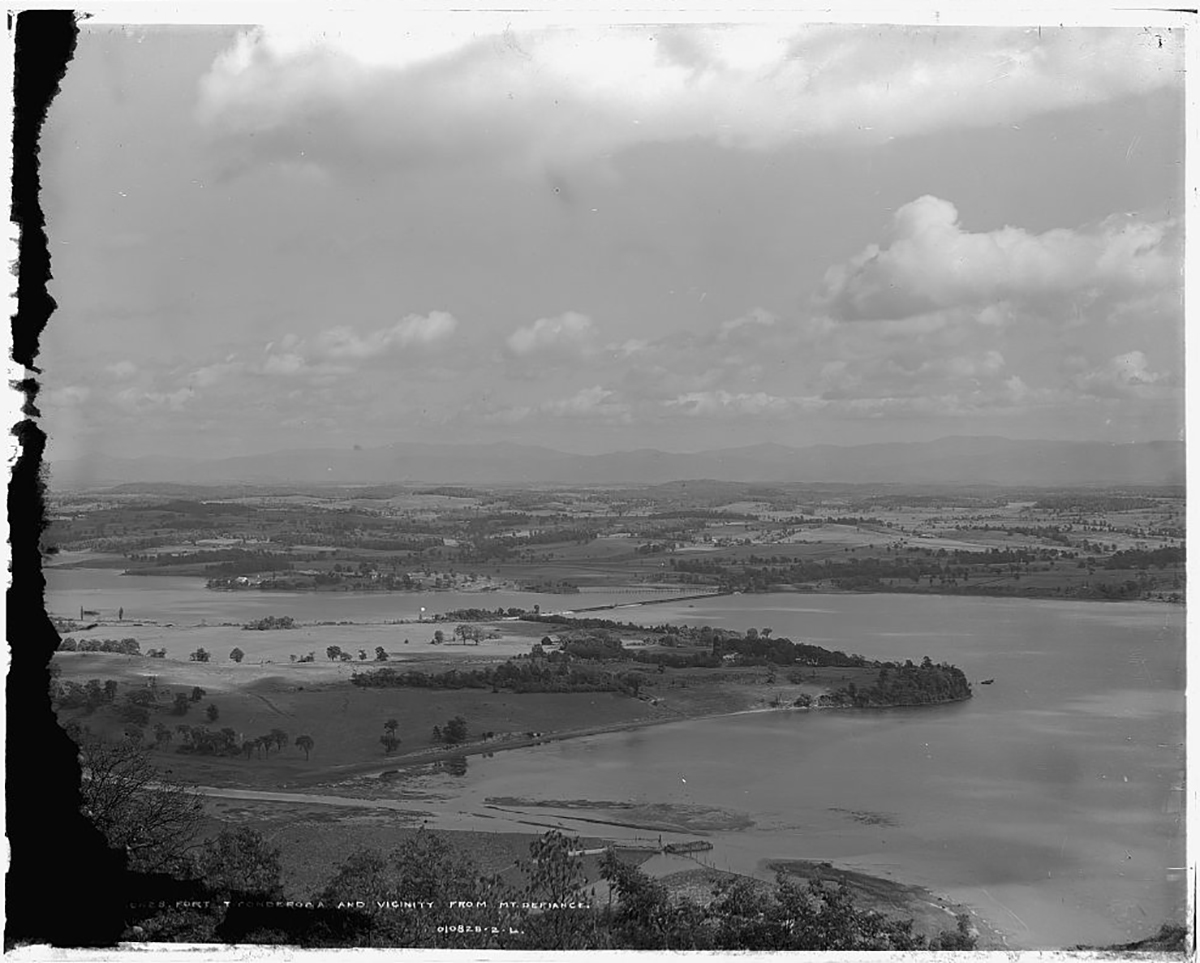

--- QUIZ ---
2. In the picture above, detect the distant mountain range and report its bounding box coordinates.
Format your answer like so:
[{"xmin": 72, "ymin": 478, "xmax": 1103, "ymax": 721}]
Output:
[{"xmin": 45, "ymin": 437, "xmax": 1184, "ymax": 489}]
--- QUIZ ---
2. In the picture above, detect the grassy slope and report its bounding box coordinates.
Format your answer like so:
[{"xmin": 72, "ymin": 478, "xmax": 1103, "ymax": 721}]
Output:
[{"xmin": 55, "ymin": 651, "xmax": 674, "ymax": 787}]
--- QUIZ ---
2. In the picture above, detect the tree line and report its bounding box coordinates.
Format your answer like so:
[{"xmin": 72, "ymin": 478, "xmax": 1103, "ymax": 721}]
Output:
[{"xmin": 351, "ymin": 660, "xmax": 640, "ymax": 695}]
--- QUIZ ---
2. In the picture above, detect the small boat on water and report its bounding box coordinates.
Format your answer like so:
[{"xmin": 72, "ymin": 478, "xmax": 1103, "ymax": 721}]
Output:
[{"xmin": 980, "ymin": 678, "xmax": 995, "ymax": 685}]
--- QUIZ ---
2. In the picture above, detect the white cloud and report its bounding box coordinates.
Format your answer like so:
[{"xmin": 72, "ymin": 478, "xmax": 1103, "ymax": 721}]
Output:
[
  {"xmin": 256, "ymin": 312, "xmax": 461, "ymax": 380},
  {"xmin": 541, "ymin": 385, "xmax": 630, "ymax": 421},
  {"xmin": 1070, "ymin": 350, "xmax": 1172, "ymax": 399},
  {"xmin": 821, "ymin": 196, "xmax": 1177, "ymax": 321},
  {"xmin": 506, "ymin": 311, "xmax": 595, "ymax": 357},
  {"xmin": 315, "ymin": 312, "xmax": 459, "ymax": 359},
  {"xmin": 198, "ymin": 24, "xmax": 1179, "ymax": 173},
  {"xmin": 664, "ymin": 389, "xmax": 817, "ymax": 417},
  {"xmin": 261, "ymin": 352, "xmax": 310, "ymax": 376},
  {"xmin": 188, "ymin": 360, "xmax": 243, "ymax": 387},
  {"xmin": 718, "ymin": 307, "xmax": 776, "ymax": 341},
  {"xmin": 43, "ymin": 385, "xmax": 91, "ymax": 407},
  {"xmin": 104, "ymin": 360, "xmax": 138, "ymax": 380},
  {"xmin": 114, "ymin": 386, "xmax": 195, "ymax": 412}
]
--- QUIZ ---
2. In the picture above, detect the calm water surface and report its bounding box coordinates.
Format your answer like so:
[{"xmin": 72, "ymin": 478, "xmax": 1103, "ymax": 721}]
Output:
[
  {"xmin": 408, "ymin": 594, "xmax": 1185, "ymax": 949},
  {"xmin": 43, "ymin": 567, "xmax": 688, "ymax": 624},
  {"xmin": 46, "ymin": 571, "xmax": 1185, "ymax": 948}
]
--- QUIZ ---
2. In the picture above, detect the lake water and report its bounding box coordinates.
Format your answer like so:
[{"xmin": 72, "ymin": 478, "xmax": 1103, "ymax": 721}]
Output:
[
  {"xmin": 43, "ymin": 566, "xmax": 701, "ymax": 625},
  {"xmin": 384, "ymin": 593, "xmax": 1186, "ymax": 950},
  {"xmin": 45, "ymin": 570, "xmax": 1186, "ymax": 949}
]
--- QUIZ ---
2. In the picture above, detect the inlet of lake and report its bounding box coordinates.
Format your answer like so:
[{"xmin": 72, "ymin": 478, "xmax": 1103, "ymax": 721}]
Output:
[{"xmin": 46, "ymin": 567, "xmax": 1186, "ymax": 949}]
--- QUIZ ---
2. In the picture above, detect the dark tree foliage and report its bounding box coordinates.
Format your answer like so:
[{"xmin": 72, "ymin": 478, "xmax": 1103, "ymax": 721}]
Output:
[
  {"xmin": 242, "ymin": 616, "xmax": 296, "ymax": 631},
  {"xmin": 352, "ymin": 660, "xmax": 638, "ymax": 695},
  {"xmin": 822, "ymin": 658, "xmax": 972, "ymax": 708},
  {"xmin": 117, "ymin": 828, "xmax": 984, "ymax": 950},
  {"xmin": 76, "ymin": 735, "xmax": 205, "ymax": 875}
]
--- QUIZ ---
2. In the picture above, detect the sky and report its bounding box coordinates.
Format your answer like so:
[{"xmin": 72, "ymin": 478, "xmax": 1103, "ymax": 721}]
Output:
[{"xmin": 36, "ymin": 13, "xmax": 1186, "ymax": 461}]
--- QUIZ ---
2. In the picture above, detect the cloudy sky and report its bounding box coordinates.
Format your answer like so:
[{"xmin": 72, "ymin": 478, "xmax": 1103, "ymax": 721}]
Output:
[{"xmin": 38, "ymin": 14, "xmax": 1184, "ymax": 461}]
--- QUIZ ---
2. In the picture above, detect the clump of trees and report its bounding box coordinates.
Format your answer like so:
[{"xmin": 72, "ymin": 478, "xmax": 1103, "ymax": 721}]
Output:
[
  {"xmin": 243, "ymin": 616, "xmax": 296, "ymax": 631},
  {"xmin": 431, "ymin": 716, "xmax": 468, "ymax": 744},
  {"xmin": 58, "ymin": 637, "xmax": 141, "ymax": 655},
  {"xmin": 54, "ymin": 677, "xmax": 119, "ymax": 713},
  {"xmin": 714, "ymin": 634, "xmax": 867, "ymax": 668},
  {"xmin": 175, "ymin": 725, "xmax": 241, "ymax": 756},
  {"xmin": 822, "ymin": 658, "xmax": 971, "ymax": 708},
  {"xmin": 189, "ymin": 648, "xmax": 211, "ymax": 663}
]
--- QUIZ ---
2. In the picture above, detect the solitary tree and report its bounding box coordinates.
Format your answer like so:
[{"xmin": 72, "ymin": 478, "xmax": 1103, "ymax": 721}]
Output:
[
  {"xmin": 270, "ymin": 728, "xmax": 289, "ymax": 751},
  {"xmin": 294, "ymin": 734, "xmax": 314, "ymax": 760},
  {"xmin": 375, "ymin": 646, "xmax": 389, "ymax": 662},
  {"xmin": 381, "ymin": 719, "xmax": 401, "ymax": 755},
  {"xmin": 229, "ymin": 647, "xmax": 245, "ymax": 663},
  {"xmin": 171, "ymin": 692, "xmax": 191, "ymax": 716},
  {"xmin": 205, "ymin": 703, "xmax": 219, "ymax": 723},
  {"xmin": 190, "ymin": 648, "xmax": 210, "ymax": 663},
  {"xmin": 326, "ymin": 645, "xmax": 343, "ymax": 662},
  {"xmin": 190, "ymin": 686, "xmax": 206, "ymax": 703}
]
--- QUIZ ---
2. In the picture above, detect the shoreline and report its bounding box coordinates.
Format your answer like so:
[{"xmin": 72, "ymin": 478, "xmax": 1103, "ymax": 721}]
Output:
[{"xmin": 244, "ymin": 696, "xmax": 971, "ymax": 793}]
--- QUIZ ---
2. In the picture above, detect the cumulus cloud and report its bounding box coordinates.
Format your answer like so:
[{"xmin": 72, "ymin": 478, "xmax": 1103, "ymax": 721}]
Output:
[
  {"xmin": 315, "ymin": 312, "xmax": 459, "ymax": 359},
  {"xmin": 541, "ymin": 385, "xmax": 630, "ymax": 420},
  {"xmin": 664, "ymin": 390, "xmax": 819, "ymax": 417},
  {"xmin": 257, "ymin": 312, "xmax": 460, "ymax": 379},
  {"xmin": 479, "ymin": 384, "xmax": 631, "ymax": 424},
  {"xmin": 44, "ymin": 385, "xmax": 91, "ymax": 407},
  {"xmin": 821, "ymin": 196, "xmax": 1178, "ymax": 321},
  {"xmin": 506, "ymin": 311, "xmax": 595, "ymax": 357},
  {"xmin": 115, "ymin": 386, "xmax": 195, "ymax": 412},
  {"xmin": 260, "ymin": 352, "xmax": 312, "ymax": 377},
  {"xmin": 188, "ymin": 360, "xmax": 243, "ymax": 388},
  {"xmin": 197, "ymin": 23, "xmax": 1179, "ymax": 174},
  {"xmin": 104, "ymin": 360, "xmax": 138, "ymax": 380},
  {"xmin": 717, "ymin": 307, "xmax": 777, "ymax": 341},
  {"xmin": 1069, "ymin": 350, "xmax": 1172, "ymax": 399}
]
